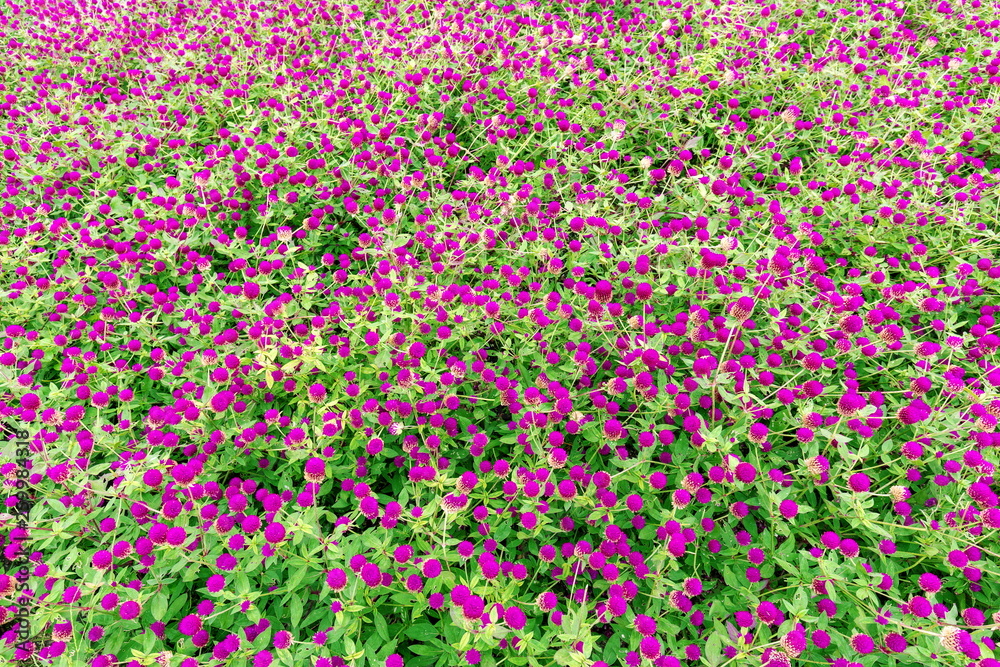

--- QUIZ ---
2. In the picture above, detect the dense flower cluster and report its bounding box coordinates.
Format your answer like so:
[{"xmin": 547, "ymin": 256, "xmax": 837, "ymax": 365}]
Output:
[{"xmin": 1, "ymin": 0, "xmax": 999, "ymax": 664}]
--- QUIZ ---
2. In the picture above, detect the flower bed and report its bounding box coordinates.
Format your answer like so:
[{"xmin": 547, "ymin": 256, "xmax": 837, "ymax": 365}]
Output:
[{"xmin": 1, "ymin": 0, "xmax": 1000, "ymax": 665}]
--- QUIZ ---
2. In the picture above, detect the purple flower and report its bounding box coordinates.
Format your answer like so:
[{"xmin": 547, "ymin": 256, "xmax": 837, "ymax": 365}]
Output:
[
  {"xmin": 361, "ymin": 563, "xmax": 382, "ymax": 587},
  {"xmin": 209, "ymin": 390, "xmax": 234, "ymax": 414},
  {"xmin": 850, "ymin": 633, "xmax": 875, "ymax": 655},
  {"xmin": 304, "ymin": 457, "xmax": 326, "ymax": 483},
  {"xmin": 639, "ymin": 636, "xmax": 661, "ymax": 660},
  {"xmin": 848, "ymin": 473, "xmax": 871, "ymax": 493},
  {"xmin": 119, "ymin": 601, "xmax": 141, "ymax": 620},
  {"xmin": 264, "ymin": 523, "xmax": 286, "ymax": 544},
  {"xmin": 884, "ymin": 633, "xmax": 907, "ymax": 653},
  {"xmin": 326, "ymin": 569, "xmax": 347, "ymax": 591},
  {"xmin": 918, "ymin": 573, "xmax": 942, "ymax": 593}
]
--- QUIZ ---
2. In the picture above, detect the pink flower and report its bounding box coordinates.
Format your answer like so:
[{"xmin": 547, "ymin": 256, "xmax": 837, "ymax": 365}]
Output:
[
  {"xmin": 537, "ymin": 591, "xmax": 557, "ymax": 612},
  {"xmin": 264, "ymin": 522, "xmax": 287, "ymax": 544},
  {"xmin": 735, "ymin": 462, "xmax": 756, "ymax": 483},
  {"xmin": 884, "ymin": 633, "xmax": 907, "ymax": 653},
  {"xmin": 273, "ymin": 630, "xmax": 292, "ymax": 649},
  {"xmin": 848, "ymin": 473, "xmax": 871, "ymax": 492},
  {"xmin": 918, "ymin": 573, "xmax": 941, "ymax": 593},
  {"xmin": 326, "ymin": 569, "xmax": 347, "ymax": 591},
  {"xmin": 308, "ymin": 383, "xmax": 327, "ymax": 403},
  {"xmin": 639, "ymin": 636, "xmax": 660, "ymax": 660},
  {"xmin": 304, "ymin": 457, "xmax": 326, "ymax": 483},
  {"xmin": 179, "ymin": 614, "xmax": 202, "ymax": 636},
  {"xmin": 850, "ymin": 633, "xmax": 875, "ymax": 654},
  {"xmin": 634, "ymin": 614, "xmax": 657, "ymax": 636},
  {"xmin": 361, "ymin": 563, "xmax": 382, "ymax": 587},
  {"xmin": 779, "ymin": 500, "xmax": 798, "ymax": 519}
]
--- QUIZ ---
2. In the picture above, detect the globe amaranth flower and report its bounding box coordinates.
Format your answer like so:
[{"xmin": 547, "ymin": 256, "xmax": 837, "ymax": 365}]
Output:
[
  {"xmin": 209, "ymin": 390, "xmax": 234, "ymax": 413},
  {"xmin": 422, "ymin": 559, "xmax": 442, "ymax": 578},
  {"xmin": 639, "ymin": 636, "xmax": 661, "ymax": 660},
  {"xmin": 734, "ymin": 462, "xmax": 756, "ymax": 483},
  {"xmin": 304, "ymin": 457, "xmax": 326, "ymax": 483},
  {"xmin": 505, "ymin": 606, "xmax": 527, "ymax": 630},
  {"xmin": 206, "ymin": 574, "xmax": 226, "ymax": 593},
  {"xmin": 634, "ymin": 614, "xmax": 657, "ymax": 636},
  {"xmin": 848, "ymin": 473, "xmax": 870, "ymax": 492},
  {"xmin": 778, "ymin": 500, "xmax": 799, "ymax": 519},
  {"xmin": 326, "ymin": 569, "xmax": 347, "ymax": 591},
  {"xmin": 263, "ymin": 523, "xmax": 286, "ymax": 544},
  {"xmin": 781, "ymin": 630, "xmax": 807, "ymax": 657},
  {"xmin": 361, "ymin": 563, "xmax": 382, "ymax": 587},
  {"xmin": 883, "ymin": 632, "xmax": 907, "ymax": 653},
  {"xmin": 839, "ymin": 539, "xmax": 860, "ymax": 558},
  {"xmin": 908, "ymin": 596, "xmax": 933, "ymax": 617},
  {"xmin": 307, "ymin": 383, "xmax": 327, "ymax": 403},
  {"xmin": 918, "ymin": 573, "xmax": 942, "ymax": 593},
  {"xmin": 748, "ymin": 423, "xmax": 768, "ymax": 444},
  {"xmin": 939, "ymin": 626, "xmax": 971, "ymax": 653},
  {"xmin": 92, "ymin": 550, "xmax": 113, "ymax": 570},
  {"xmin": 756, "ymin": 601, "xmax": 783, "ymax": 626},
  {"xmin": 804, "ymin": 456, "xmax": 829, "ymax": 475},
  {"xmin": 537, "ymin": 591, "xmax": 558, "ymax": 612},
  {"xmin": 557, "ymin": 480, "xmax": 576, "ymax": 500},
  {"xmin": 442, "ymin": 493, "xmax": 469, "ymax": 514},
  {"xmin": 665, "ymin": 590, "xmax": 690, "ymax": 613},
  {"xmin": 850, "ymin": 633, "xmax": 875, "ymax": 655},
  {"xmin": 179, "ymin": 614, "xmax": 203, "ymax": 636}
]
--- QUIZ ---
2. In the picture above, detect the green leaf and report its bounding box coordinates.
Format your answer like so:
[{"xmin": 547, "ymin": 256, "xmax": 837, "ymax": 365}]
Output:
[
  {"xmin": 290, "ymin": 594, "xmax": 304, "ymax": 627},
  {"xmin": 405, "ymin": 624, "xmax": 438, "ymax": 642},
  {"xmin": 602, "ymin": 633, "xmax": 621, "ymax": 665},
  {"xmin": 287, "ymin": 565, "xmax": 310, "ymax": 591},
  {"xmin": 150, "ymin": 593, "xmax": 168, "ymax": 621},
  {"xmin": 705, "ymin": 632, "xmax": 722, "ymax": 667},
  {"xmin": 375, "ymin": 612, "xmax": 389, "ymax": 642}
]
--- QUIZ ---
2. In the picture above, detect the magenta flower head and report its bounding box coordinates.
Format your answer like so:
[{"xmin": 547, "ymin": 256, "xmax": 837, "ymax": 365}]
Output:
[
  {"xmin": 119, "ymin": 600, "xmax": 141, "ymax": 620},
  {"xmin": 848, "ymin": 473, "xmax": 871, "ymax": 493},
  {"xmin": 361, "ymin": 563, "xmax": 382, "ymax": 587},
  {"xmin": 92, "ymin": 550, "xmax": 113, "ymax": 570},
  {"xmin": 849, "ymin": 633, "xmax": 875, "ymax": 655},
  {"xmin": 273, "ymin": 631, "xmax": 292, "ymax": 649},
  {"xmin": 837, "ymin": 393, "xmax": 866, "ymax": 417},
  {"xmin": 179, "ymin": 614, "xmax": 203, "ymax": 636},
  {"xmin": 634, "ymin": 614, "xmax": 657, "ymax": 636},
  {"xmin": 734, "ymin": 462, "xmax": 757, "ymax": 483},
  {"xmin": 639, "ymin": 636, "xmax": 661, "ymax": 660},
  {"xmin": 264, "ymin": 522, "xmax": 286, "ymax": 544},
  {"xmin": 209, "ymin": 390, "xmax": 234, "ymax": 414},
  {"xmin": 748, "ymin": 423, "xmax": 768, "ymax": 444},
  {"xmin": 779, "ymin": 500, "xmax": 799, "ymax": 519},
  {"xmin": 20, "ymin": 393, "xmax": 40, "ymax": 410},
  {"xmin": 805, "ymin": 456, "xmax": 829, "ymax": 475},
  {"xmin": 918, "ymin": 573, "xmax": 942, "ymax": 593},
  {"xmin": 781, "ymin": 630, "xmax": 807, "ymax": 657},
  {"xmin": 304, "ymin": 457, "xmax": 326, "ymax": 483},
  {"xmin": 505, "ymin": 606, "xmax": 527, "ymax": 630},
  {"xmin": 308, "ymin": 383, "xmax": 327, "ymax": 403},
  {"xmin": 730, "ymin": 296, "xmax": 755, "ymax": 322},
  {"xmin": 326, "ymin": 569, "xmax": 347, "ymax": 591},
  {"xmin": 537, "ymin": 591, "xmax": 558, "ymax": 612},
  {"xmin": 884, "ymin": 632, "xmax": 907, "ymax": 653},
  {"xmin": 244, "ymin": 282, "xmax": 261, "ymax": 299},
  {"xmin": 557, "ymin": 480, "xmax": 577, "ymax": 500}
]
